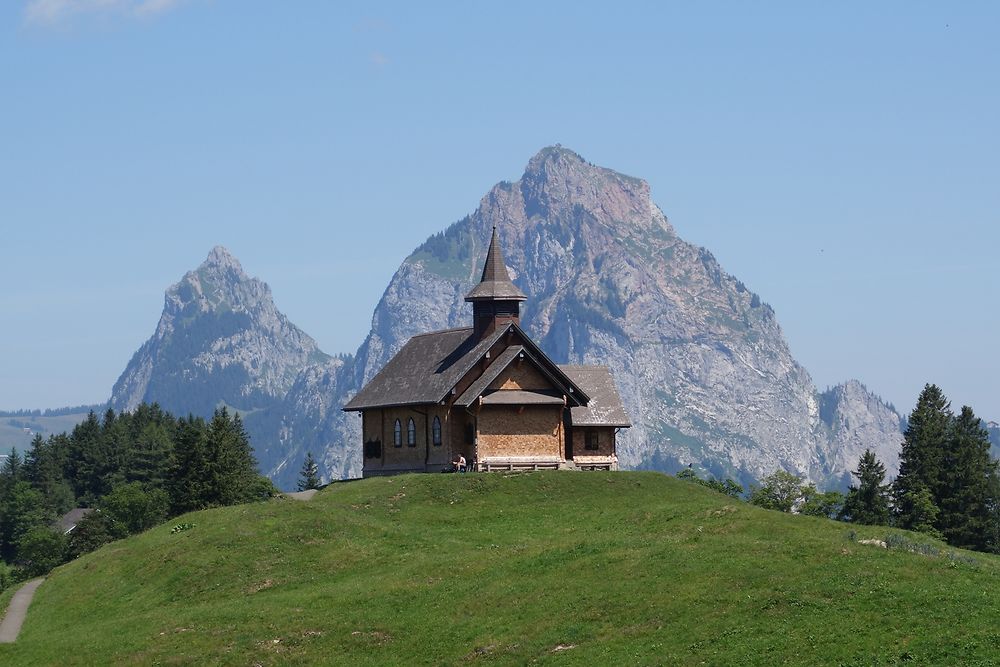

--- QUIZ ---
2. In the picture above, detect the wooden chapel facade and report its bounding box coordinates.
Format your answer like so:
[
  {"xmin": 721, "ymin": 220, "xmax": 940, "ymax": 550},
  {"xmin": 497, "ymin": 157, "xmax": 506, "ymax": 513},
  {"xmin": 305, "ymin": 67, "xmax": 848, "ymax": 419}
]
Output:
[{"xmin": 343, "ymin": 227, "xmax": 631, "ymax": 476}]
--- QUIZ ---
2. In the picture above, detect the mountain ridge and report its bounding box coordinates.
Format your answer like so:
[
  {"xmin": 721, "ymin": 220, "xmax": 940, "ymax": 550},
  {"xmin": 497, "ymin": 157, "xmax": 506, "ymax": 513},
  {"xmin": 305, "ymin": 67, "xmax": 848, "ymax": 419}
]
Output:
[
  {"xmin": 104, "ymin": 146, "xmax": 903, "ymax": 490},
  {"xmin": 263, "ymin": 146, "xmax": 902, "ymax": 488}
]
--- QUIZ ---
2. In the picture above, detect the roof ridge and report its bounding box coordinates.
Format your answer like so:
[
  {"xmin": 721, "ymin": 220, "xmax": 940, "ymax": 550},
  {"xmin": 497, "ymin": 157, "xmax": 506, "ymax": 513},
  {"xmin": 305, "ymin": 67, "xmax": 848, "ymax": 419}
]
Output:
[{"xmin": 409, "ymin": 326, "xmax": 474, "ymax": 338}]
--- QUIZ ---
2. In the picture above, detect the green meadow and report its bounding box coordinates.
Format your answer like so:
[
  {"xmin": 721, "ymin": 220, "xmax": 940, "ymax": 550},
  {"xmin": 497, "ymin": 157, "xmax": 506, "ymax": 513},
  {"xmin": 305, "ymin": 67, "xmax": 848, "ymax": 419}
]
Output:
[{"xmin": 1, "ymin": 471, "xmax": 998, "ymax": 665}]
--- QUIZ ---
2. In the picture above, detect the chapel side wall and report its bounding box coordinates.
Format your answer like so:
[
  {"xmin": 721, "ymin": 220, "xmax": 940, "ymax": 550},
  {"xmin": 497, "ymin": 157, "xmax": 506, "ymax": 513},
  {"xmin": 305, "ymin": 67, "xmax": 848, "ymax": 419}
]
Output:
[
  {"xmin": 477, "ymin": 406, "xmax": 563, "ymax": 459},
  {"xmin": 361, "ymin": 409, "xmax": 385, "ymax": 473},
  {"xmin": 377, "ymin": 407, "xmax": 430, "ymax": 470},
  {"xmin": 426, "ymin": 405, "xmax": 451, "ymax": 468}
]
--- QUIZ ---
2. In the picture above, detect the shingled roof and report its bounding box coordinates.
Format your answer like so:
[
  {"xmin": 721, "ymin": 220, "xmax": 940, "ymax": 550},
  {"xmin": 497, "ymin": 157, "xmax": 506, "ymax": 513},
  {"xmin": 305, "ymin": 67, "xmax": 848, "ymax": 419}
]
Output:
[
  {"xmin": 464, "ymin": 226, "xmax": 528, "ymax": 302},
  {"xmin": 344, "ymin": 326, "xmax": 500, "ymax": 410},
  {"xmin": 344, "ymin": 322, "xmax": 591, "ymax": 411},
  {"xmin": 560, "ymin": 365, "xmax": 632, "ymax": 427}
]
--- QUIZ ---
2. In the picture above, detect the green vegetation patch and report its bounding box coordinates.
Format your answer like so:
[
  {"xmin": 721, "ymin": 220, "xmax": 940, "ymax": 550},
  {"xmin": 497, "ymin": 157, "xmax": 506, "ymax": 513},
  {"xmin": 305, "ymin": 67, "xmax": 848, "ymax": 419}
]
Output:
[{"xmin": 2, "ymin": 472, "xmax": 999, "ymax": 665}]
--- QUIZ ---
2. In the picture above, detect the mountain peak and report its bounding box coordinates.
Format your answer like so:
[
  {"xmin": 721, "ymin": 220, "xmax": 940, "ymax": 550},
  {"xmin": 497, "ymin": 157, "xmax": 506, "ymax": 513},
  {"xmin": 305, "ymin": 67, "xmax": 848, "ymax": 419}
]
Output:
[
  {"xmin": 109, "ymin": 246, "xmax": 328, "ymax": 416},
  {"xmin": 202, "ymin": 245, "xmax": 245, "ymax": 274},
  {"xmin": 525, "ymin": 144, "xmax": 588, "ymax": 173}
]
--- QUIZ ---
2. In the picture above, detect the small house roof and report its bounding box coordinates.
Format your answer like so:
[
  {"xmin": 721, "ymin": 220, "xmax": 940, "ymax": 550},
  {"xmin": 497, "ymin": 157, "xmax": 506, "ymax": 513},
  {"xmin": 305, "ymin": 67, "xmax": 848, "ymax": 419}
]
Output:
[
  {"xmin": 560, "ymin": 365, "xmax": 632, "ymax": 427},
  {"xmin": 56, "ymin": 507, "xmax": 95, "ymax": 534},
  {"xmin": 464, "ymin": 226, "xmax": 527, "ymax": 302}
]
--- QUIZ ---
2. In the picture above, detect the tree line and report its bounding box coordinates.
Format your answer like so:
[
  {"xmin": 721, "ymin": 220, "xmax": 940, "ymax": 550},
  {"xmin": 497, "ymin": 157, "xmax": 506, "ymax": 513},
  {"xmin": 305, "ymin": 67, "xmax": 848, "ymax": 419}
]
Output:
[
  {"xmin": 0, "ymin": 404, "xmax": 275, "ymax": 589},
  {"xmin": 678, "ymin": 383, "xmax": 1000, "ymax": 554}
]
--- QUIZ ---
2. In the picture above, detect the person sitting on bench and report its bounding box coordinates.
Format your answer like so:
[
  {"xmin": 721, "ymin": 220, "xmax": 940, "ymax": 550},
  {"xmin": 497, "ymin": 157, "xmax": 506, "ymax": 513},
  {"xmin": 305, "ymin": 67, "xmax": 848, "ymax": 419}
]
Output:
[{"xmin": 452, "ymin": 453, "xmax": 467, "ymax": 473}]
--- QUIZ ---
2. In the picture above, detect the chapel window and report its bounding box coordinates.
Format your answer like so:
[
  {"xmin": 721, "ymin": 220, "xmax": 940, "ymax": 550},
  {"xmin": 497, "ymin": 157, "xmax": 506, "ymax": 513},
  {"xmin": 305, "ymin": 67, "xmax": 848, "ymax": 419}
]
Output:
[
  {"xmin": 407, "ymin": 418, "xmax": 417, "ymax": 447},
  {"xmin": 432, "ymin": 416, "xmax": 442, "ymax": 446},
  {"xmin": 393, "ymin": 419, "xmax": 402, "ymax": 447},
  {"xmin": 585, "ymin": 430, "xmax": 599, "ymax": 450}
]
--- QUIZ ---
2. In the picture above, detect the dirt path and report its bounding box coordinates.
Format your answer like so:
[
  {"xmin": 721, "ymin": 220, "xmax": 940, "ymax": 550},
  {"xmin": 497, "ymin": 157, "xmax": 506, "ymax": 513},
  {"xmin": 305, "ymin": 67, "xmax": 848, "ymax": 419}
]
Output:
[
  {"xmin": 0, "ymin": 577, "xmax": 44, "ymax": 643},
  {"xmin": 284, "ymin": 489, "xmax": 318, "ymax": 501}
]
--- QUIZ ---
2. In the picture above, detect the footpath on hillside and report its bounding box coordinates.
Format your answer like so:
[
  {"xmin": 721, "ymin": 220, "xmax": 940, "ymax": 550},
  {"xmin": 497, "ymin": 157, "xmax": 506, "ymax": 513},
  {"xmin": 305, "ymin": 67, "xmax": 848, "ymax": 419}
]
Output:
[
  {"xmin": 0, "ymin": 578, "xmax": 44, "ymax": 643},
  {"xmin": 284, "ymin": 489, "xmax": 318, "ymax": 501}
]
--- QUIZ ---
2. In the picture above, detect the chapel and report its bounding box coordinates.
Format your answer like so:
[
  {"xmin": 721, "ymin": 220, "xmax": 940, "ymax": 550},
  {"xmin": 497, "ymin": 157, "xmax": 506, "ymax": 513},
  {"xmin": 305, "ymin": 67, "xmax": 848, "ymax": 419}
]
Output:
[{"xmin": 343, "ymin": 227, "xmax": 630, "ymax": 476}]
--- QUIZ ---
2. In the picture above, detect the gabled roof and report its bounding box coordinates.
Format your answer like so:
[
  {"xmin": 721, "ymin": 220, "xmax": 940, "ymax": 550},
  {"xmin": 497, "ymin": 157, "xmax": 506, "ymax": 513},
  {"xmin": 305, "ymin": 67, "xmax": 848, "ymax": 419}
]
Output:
[
  {"xmin": 56, "ymin": 507, "xmax": 95, "ymax": 534},
  {"xmin": 344, "ymin": 326, "xmax": 503, "ymax": 411},
  {"xmin": 344, "ymin": 322, "xmax": 590, "ymax": 411},
  {"xmin": 454, "ymin": 345, "xmax": 526, "ymax": 407},
  {"xmin": 464, "ymin": 226, "xmax": 528, "ymax": 302},
  {"xmin": 454, "ymin": 342, "xmax": 587, "ymax": 408},
  {"xmin": 560, "ymin": 365, "xmax": 632, "ymax": 427}
]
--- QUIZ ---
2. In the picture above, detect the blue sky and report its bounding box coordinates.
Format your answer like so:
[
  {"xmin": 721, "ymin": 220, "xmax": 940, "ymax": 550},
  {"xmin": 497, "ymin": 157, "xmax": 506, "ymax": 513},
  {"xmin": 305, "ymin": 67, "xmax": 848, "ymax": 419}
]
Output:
[{"xmin": 2, "ymin": 1, "xmax": 998, "ymax": 419}]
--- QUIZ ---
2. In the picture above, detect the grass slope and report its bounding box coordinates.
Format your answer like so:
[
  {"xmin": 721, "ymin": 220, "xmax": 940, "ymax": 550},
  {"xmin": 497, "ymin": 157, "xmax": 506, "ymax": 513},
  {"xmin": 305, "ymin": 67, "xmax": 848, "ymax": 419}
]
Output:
[
  {"xmin": 0, "ymin": 412, "xmax": 92, "ymax": 455},
  {"xmin": 2, "ymin": 472, "xmax": 999, "ymax": 665}
]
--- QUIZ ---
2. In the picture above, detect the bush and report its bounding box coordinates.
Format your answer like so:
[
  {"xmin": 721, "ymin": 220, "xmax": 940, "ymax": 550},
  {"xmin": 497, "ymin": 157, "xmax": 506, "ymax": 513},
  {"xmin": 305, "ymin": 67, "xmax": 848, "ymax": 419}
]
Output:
[
  {"xmin": 16, "ymin": 527, "xmax": 68, "ymax": 577},
  {"xmin": 67, "ymin": 512, "xmax": 120, "ymax": 559},
  {"xmin": 676, "ymin": 468, "xmax": 744, "ymax": 499},
  {"xmin": 0, "ymin": 560, "xmax": 15, "ymax": 593},
  {"xmin": 101, "ymin": 483, "xmax": 169, "ymax": 535}
]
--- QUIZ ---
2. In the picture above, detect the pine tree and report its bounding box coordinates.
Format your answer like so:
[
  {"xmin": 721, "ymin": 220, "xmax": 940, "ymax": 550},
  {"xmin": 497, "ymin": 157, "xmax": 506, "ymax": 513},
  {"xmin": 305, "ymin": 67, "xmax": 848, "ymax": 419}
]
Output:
[
  {"xmin": 203, "ymin": 408, "xmax": 258, "ymax": 507},
  {"xmin": 126, "ymin": 421, "xmax": 175, "ymax": 490},
  {"xmin": 938, "ymin": 406, "xmax": 998, "ymax": 550},
  {"xmin": 298, "ymin": 452, "xmax": 321, "ymax": 491},
  {"xmin": 170, "ymin": 416, "xmax": 209, "ymax": 514},
  {"xmin": 839, "ymin": 450, "xmax": 891, "ymax": 525},
  {"xmin": 894, "ymin": 384, "xmax": 951, "ymax": 531}
]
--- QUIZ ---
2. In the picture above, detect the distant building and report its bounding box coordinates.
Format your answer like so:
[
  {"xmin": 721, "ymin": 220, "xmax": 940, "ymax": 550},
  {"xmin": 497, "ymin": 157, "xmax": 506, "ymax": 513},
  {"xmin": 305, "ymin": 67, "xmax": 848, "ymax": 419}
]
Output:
[
  {"xmin": 56, "ymin": 508, "xmax": 95, "ymax": 535},
  {"xmin": 344, "ymin": 227, "xmax": 630, "ymax": 476}
]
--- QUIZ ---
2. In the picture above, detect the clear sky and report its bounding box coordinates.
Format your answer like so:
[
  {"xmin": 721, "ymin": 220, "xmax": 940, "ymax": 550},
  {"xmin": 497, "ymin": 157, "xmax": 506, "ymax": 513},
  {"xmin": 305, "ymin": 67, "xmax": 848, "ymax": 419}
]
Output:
[{"xmin": 2, "ymin": 1, "xmax": 998, "ymax": 419}]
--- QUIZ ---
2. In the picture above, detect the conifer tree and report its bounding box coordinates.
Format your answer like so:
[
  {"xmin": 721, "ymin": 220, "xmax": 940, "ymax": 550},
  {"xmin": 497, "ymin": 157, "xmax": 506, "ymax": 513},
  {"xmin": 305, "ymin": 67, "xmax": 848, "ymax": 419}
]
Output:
[
  {"xmin": 894, "ymin": 384, "xmax": 951, "ymax": 531},
  {"xmin": 938, "ymin": 406, "xmax": 998, "ymax": 550},
  {"xmin": 203, "ymin": 408, "xmax": 258, "ymax": 507},
  {"xmin": 839, "ymin": 450, "xmax": 890, "ymax": 525},
  {"xmin": 126, "ymin": 421, "xmax": 175, "ymax": 490},
  {"xmin": 298, "ymin": 452, "xmax": 321, "ymax": 491},
  {"xmin": 170, "ymin": 416, "xmax": 209, "ymax": 514}
]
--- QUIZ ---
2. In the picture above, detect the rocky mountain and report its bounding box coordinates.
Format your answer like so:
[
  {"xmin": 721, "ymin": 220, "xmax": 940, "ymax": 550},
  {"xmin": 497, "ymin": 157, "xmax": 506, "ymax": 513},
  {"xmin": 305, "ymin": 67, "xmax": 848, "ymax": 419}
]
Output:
[
  {"xmin": 264, "ymin": 146, "xmax": 903, "ymax": 489},
  {"xmin": 110, "ymin": 246, "xmax": 329, "ymax": 418}
]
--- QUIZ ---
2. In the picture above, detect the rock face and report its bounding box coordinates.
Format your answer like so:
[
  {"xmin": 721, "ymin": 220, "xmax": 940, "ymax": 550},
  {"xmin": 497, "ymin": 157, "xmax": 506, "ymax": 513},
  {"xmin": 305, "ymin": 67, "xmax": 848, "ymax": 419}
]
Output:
[
  {"xmin": 269, "ymin": 146, "xmax": 903, "ymax": 488},
  {"xmin": 110, "ymin": 246, "xmax": 329, "ymax": 418}
]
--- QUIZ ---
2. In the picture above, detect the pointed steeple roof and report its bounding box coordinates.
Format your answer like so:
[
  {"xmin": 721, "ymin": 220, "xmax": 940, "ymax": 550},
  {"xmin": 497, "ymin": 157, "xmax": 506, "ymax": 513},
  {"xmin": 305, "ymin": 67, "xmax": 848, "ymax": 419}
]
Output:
[{"xmin": 464, "ymin": 227, "xmax": 528, "ymax": 302}]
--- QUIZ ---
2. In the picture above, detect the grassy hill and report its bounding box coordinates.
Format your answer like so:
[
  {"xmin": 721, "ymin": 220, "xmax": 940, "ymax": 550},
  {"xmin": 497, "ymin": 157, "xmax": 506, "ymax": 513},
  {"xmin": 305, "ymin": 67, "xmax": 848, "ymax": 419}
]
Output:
[
  {"xmin": 1, "ymin": 472, "xmax": 999, "ymax": 665},
  {"xmin": 0, "ymin": 412, "xmax": 94, "ymax": 455}
]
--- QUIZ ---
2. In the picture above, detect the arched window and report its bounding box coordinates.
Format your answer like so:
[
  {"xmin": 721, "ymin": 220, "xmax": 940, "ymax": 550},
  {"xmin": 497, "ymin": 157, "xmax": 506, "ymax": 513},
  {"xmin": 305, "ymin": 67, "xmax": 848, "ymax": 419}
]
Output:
[
  {"xmin": 393, "ymin": 419, "xmax": 402, "ymax": 447},
  {"xmin": 432, "ymin": 416, "xmax": 442, "ymax": 446},
  {"xmin": 407, "ymin": 418, "xmax": 416, "ymax": 447}
]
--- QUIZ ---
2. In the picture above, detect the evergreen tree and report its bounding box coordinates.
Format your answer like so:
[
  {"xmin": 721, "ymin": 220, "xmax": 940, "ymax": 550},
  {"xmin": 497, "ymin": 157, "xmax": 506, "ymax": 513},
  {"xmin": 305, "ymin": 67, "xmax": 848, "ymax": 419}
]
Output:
[
  {"xmin": 894, "ymin": 384, "xmax": 951, "ymax": 530},
  {"xmin": 126, "ymin": 421, "xmax": 174, "ymax": 490},
  {"xmin": 203, "ymin": 408, "xmax": 257, "ymax": 506},
  {"xmin": 170, "ymin": 416, "xmax": 209, "ymax": 514},
  {"xmin": 0, "ymin": 447, "xmax": 23, "ymax": 499},
  {"xmin": 938, "ymin": 406, "xmax": 998, "ymax": 550},
  {"xmin": 298, "ymin": 452, "xmax": 322, "ymax": 491},
  {"xmin": 839, "ymin": 450, "xmax": 891, "ymax": 525},
  {"xmin": 67, "ymin": 411, "xmax": 104, "ymax": 501},
  {"xmin": 24, "ymin": 434, "xmax": 75, "ymax": 517}
]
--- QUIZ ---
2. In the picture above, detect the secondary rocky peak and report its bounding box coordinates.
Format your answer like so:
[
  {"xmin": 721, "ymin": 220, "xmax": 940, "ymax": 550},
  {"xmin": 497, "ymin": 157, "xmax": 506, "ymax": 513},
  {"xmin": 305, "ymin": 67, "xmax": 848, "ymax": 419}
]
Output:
[
  {"xmin": 110, "ymin": 247, "xmax": 328, "ymax": 416},
  {"xmin": 203, "ymin": 245, "xmax": 245, "ymax": 273}
]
